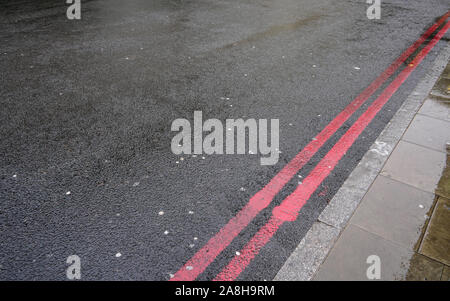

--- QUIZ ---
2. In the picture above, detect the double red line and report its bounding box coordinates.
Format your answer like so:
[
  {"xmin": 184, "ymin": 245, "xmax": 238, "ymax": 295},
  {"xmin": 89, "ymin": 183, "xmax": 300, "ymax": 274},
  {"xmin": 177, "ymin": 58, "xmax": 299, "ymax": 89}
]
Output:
[{"xmin": 172, "ymin": 12, "xmax": 450, "ymax": 281}]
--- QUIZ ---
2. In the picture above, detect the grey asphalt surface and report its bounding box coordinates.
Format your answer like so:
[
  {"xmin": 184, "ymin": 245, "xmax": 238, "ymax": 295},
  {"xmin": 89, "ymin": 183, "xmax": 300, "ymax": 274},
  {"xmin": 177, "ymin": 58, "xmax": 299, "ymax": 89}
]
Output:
[{"xmin": 1, "ymin": 0, "xmax": 449, "ymax": 280}]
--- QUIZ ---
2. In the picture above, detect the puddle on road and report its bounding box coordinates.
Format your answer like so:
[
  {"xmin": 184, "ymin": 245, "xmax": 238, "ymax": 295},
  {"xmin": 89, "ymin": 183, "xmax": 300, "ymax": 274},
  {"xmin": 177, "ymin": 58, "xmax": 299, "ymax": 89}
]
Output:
[{"xmin": 218, "ymin": 14, "xmax": 324, "ymax": 50}]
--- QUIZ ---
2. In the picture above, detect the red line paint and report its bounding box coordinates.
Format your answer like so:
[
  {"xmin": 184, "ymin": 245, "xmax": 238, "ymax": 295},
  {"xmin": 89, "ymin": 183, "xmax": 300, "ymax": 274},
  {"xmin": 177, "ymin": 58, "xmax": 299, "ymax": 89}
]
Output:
[
  {"xmin": 171, "ymin": 13, "xmax": 449, "ymax": 281},
  {"xmin": 214, "ymin": 21, "xmax": 450, "ymax": 281}
]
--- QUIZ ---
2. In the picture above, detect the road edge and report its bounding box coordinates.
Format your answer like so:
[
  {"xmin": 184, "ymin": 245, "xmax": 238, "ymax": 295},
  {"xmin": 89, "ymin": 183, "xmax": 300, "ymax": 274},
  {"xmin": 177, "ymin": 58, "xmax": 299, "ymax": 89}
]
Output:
[{"xmin": 274, "ymin": 42, "xmax": 450, "ymax": 281}]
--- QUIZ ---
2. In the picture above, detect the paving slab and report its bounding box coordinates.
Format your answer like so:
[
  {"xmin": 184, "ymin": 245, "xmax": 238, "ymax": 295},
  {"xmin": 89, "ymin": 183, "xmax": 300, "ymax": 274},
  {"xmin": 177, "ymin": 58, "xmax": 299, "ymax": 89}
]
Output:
[
  {"xmin": 419, "ymin": 197, "xmax": 450, "ymax": 266},
  {"xmin": 380, "ymin": 141, "xmax": 446, "ymax": 193},
  {"xmin": 418, "ymin": 98, "xmax": 450, "ymax": 121},
  {"xmin": 405, "ymin": 253, "xmax": 444, "ymax": 281},
  {"xmin": 436, "ymin": 151, "xmax": 450, "ymax": 199},
  {"xmin": 313, "ymin": 224, "xmax": 413, "ymax": 281},
  {"xmin": 402, "ymin": 114, "xmax": 450, "ymax": 153},
  {"xmin": 442, "ymin": 266, "xmax": 450, "ymax": 281},
  {"xmin": 349, "ymin": 175, "xmax": 434, "ymax": 250}
]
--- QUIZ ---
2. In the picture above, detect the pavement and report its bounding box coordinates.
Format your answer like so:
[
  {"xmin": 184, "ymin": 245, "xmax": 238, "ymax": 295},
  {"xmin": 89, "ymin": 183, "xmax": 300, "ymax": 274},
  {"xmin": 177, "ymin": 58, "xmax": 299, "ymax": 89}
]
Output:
[
  {"xmin": 1, "ymin": 1, "xmax": 450, "ymax": 280},
  {"xmin": 277, "ymin": 53, "xmax": 450, "ymax": 281}
]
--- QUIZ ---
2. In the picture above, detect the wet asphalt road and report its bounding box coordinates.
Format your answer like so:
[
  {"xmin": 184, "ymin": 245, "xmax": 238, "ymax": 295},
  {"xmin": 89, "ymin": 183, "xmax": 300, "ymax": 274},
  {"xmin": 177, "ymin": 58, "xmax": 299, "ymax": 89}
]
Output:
[{"xmin": 1, "ymin": 0, "xmax": 449, "ymax": 280}]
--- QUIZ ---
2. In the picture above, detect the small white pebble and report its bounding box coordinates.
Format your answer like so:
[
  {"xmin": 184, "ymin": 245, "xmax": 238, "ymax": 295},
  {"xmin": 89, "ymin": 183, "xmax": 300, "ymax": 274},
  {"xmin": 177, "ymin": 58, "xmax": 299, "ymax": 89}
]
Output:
[
  {"xmin": 188, "ymin": 211, "xmax": 194, "ymax": 214},
  {"xmin": 180, "ymin": 157, "xmax": 184, "ymax": 161},
  {"xmin": 164, "ymin": 230, "xmax": 169, "ymax": 235},
  {"xmin": 175, "ymin": 161, "xmax": 179, "ymax": 164},
  {"xmin": 236, "ymin": 251, "xmax": 241, "ymax": 256},
  {"xmin": 202, "ymin": 156, "xmax": 205, "ymax": 160},
  {"xmin": 244, "ymin": 74, "xmax": 248, "ymax": 77},
  {"xmin": 12, "ymin": 174, "xmax": 17, "ymax": 178},
  {"xmin": 158, "ymin": 211, "xmax": 164, "ymax": 216},
  {"xmin": 133, "ymin": 182, "xmax": 140, "ymax": 187},
  {"xmin": 186, "ymin": 266, "xmax": 193, "ymax": 271},
  {"xmin": 66, "ymin": 191, "xmax": 71, "ymax": 195},
  {"xmin": 189, "ymin": 244, "xmax": 195, "ymax": 248},
  {"xmin": 419, "ymin": 204, "xmax": 424, "ymax": 209},
  {"xmin": 354, "ymin": 66, "xmax": 360, "ymax": 70},
  {"xmin": 115, "ymin": 252, "xmax": 122, "ymax": 258},
  {"xmin": 193, "ymin": 237, "xmax": 198, "ymax": 241},
  {"xmin": 116, "ymin": 213, "xmax": 120, "ymax": 217},
  {"xmin": 240, "ymin": 187, "xmax": 246, "ymax": 191},
  {"xmin": 192, "ymin": 155, "xmax": 197, "ymax": 158},
  {"xmin": 169, "ymin": 273, "xmax": 174, "ymax": 279}
]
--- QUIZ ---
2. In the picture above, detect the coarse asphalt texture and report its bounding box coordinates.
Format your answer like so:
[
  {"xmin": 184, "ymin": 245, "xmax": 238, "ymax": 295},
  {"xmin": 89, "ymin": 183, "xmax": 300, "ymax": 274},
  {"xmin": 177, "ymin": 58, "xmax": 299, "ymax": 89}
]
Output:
[{"xmin": 1, "ymin": 0, "xmax": 449, "ymax": 280}]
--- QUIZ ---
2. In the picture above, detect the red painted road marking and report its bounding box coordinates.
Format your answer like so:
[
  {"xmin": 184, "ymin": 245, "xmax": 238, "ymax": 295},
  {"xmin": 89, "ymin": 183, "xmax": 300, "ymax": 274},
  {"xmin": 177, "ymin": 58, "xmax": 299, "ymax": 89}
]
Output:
[
  {"xmin": 171, "ymin": 13, "xmax": 450, "ymax": 281},
  {"xmin": 214, "ymin": 20, "xmax": 450, "ymax": 281}
]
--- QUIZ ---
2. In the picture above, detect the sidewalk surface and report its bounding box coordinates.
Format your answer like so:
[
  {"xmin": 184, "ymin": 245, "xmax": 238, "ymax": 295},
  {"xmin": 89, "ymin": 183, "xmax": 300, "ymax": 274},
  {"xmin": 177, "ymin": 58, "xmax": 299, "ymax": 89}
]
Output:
[{"xmin": 314, "ymin": 61, "xmax": 450, "ymax": 280}]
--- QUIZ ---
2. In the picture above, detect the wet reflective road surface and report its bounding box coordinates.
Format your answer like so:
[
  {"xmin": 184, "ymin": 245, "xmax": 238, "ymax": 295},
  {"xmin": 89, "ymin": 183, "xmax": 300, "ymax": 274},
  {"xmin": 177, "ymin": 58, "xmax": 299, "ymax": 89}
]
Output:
[{"xmin": 1, "ymin": 0, "xmax": 449, "ymax": 280}]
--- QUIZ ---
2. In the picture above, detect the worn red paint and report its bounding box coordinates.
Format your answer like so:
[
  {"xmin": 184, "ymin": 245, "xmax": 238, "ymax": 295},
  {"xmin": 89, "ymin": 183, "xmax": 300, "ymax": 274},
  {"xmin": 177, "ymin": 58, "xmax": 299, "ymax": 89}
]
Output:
[
  {"xmin": 214, "ymin": 20, "xmax": 450, "ymax": 281},
  {"xmin": 171, "ymin": 13, "xmax": 450, "ymax": 281}
]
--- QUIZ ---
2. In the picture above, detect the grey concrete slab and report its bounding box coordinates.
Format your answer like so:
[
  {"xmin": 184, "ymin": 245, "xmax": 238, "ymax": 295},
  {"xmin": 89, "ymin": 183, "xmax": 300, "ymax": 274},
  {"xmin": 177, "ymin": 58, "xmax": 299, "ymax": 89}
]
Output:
[
  {"xmin": 313, "ymin": 224, "xmax": 413, "ymax": 281},
  {"xmin": 274, "ymin": 222, "xmax": 340, "ymax": 281},
  {"xmin": 418, "ymin": 98, "xmax": 450, "ymax": 121},
  {"xmin": 442, "ymin": 266, "xmax": 450, "ymax": 281},
  {"xmin": 350, "ymin": 175, "xmax": 434, "ymax": 249},
  {"xmin": 380, "ymin": 141, "xmax": 446, "ymax": 193},
  {"xmin": 402, "ymin": 114, "xmax": 450, "ymax": 153}
]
